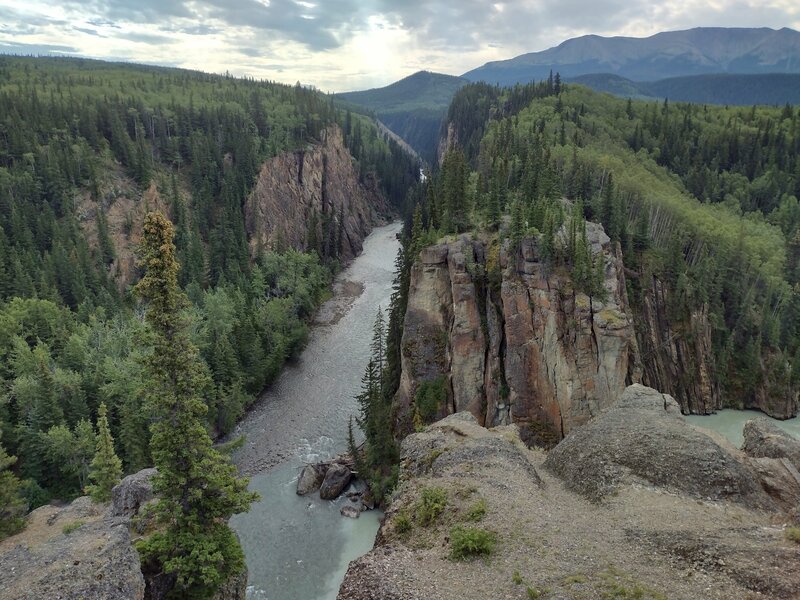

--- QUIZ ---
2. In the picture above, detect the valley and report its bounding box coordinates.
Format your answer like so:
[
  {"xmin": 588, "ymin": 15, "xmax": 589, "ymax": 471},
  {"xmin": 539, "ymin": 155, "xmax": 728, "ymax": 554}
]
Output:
[{"xmin": 1, "ymin": 21, "xmax": 800, "ymax": 600}]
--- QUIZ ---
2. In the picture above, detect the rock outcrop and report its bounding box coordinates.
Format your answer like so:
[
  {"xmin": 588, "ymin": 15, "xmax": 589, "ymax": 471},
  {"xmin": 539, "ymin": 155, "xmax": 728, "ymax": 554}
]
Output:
[
  {"xmin": 245, "ymin": 125, "xmax": 389, "ymax": 262},
  {"xmin": 112, "ymin": 468, "xmax": 157, "ymax": 518},
  {"xmin": 339, "ymin": 407, "xmax": 800, "ymax": 600},
  {"xmin": 638, "ymin": 276, "xmax": 721, "ymax": 414},
  {"xmin": 742, "ymin": 417, "xmax": 800, "ymax": 468},
  {"xmin": 395, "ymin": 225, "xmax": 641, "ymax": 444},
  {"xmin": 0, "ymin": 496, "xmax": 145, "ymax": 600},
  {"xmin": 544, "ymin": 384, "xmax": 774, "ymax": 509},
  {"xmin": 296, "ymin": 464, "xmax": 325, "ymax": 496},
  {"xmin": 741, "ymin": 418, "xmax": 800, "ymax": 515}
]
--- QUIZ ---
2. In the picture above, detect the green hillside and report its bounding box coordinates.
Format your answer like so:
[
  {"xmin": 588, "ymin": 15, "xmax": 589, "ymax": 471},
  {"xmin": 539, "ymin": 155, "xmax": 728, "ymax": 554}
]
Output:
[
  {"xmin": 0, "ymin": 55, "xmax": 418, "ymax": 514},
  {"xmin": 419, "ymin": 82, "xmax": 800, "ymax": 408},
  {"xmin": 337, "ymin": 71, "xmax": 467, "ymax": 161}
]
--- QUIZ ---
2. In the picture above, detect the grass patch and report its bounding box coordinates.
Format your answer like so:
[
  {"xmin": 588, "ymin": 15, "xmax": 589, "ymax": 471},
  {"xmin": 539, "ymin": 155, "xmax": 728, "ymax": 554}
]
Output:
[
  {"xmin": 785, "ymin": 526, "xmax": 800, "ymax": 544},
  {"xmin": 464, "ymin": 499, "xmax": 487, "ymax": 522},
  {"xmin": 62, "ymin": 520, "xmax": 85, "ymax": 535},
  {"xmin": 415, "ymin": 486, "xmax": 448, "ymax": 527},
  {"xmin": 449, "ymin": 525, "xmax": 496, "ymax": 559},
  {"xmin": 512, "ymin": 570, "xmax": 523, "ymax": 585},
  {"xmin": 598, "ymin": 567, "xmax": 666, "ymax": 599},
  {"xmin": 422, "ymin": 448, "xmax": 445, "ymax": 470}
]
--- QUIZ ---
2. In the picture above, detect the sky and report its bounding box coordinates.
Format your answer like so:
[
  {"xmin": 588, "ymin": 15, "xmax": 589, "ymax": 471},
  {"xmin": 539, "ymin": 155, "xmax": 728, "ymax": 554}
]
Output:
[{"xmin": 0, "ymin": 1, "xmax": 799, "ymax": 92}]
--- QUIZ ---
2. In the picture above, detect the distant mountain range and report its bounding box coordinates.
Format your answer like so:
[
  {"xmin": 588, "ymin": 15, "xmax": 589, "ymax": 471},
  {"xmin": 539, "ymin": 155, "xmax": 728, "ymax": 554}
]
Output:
[
  {"xmin": 569, "ymin": 73, "xmax": 800, "ymax": 105},
  {"xmin": 340, "ymin": 27, "xmax": 800, "ymax": 160},
  {"xmin": 463, "ymin": 27, "xmax": 800, "ymax": 85}
]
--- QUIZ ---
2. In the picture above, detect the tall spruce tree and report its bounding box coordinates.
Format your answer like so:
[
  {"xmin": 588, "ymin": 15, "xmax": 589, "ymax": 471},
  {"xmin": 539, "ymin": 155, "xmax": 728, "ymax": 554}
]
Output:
[
  {"xmin": 135, "ymin": 212, "xmax": 258, "ymax": 598},
  {"xmin": 354, "ymin": 309, "xmax": 398, "ymax": 502},
  {"xmin": 86, "ymin": 402, "xmax": 123, "ymax": 502},
  {"xmin": 0, "ymin": 426, "xmax": 26, "ymax": 540}
]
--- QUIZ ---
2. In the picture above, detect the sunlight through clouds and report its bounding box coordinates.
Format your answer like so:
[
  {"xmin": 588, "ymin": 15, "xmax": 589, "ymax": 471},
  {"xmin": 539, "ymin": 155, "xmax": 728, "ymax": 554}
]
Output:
[{"xmin": 0, "ymin": 0, "xmax": 797, "ymax": 90}]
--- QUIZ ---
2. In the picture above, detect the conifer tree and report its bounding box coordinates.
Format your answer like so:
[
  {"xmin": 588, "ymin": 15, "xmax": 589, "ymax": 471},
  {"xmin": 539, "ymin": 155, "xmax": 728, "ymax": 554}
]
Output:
[
  {"xmin": 0, "ymin": 426, "xmax": 26, "ymax": 540},
  {"xmin": 354, "ymin": 309, "xmax": 398, "ymax": 502},
  {"xmin": 135, "ymin": 212, "xmax": 258, "ymax": 598},
  {"xmin": 86, "ymin": 402, "xmax": 122, "ymax": 502},
  {"xmin": 510, "ymin": 199, "xmax": 525, "ymax": 252}
]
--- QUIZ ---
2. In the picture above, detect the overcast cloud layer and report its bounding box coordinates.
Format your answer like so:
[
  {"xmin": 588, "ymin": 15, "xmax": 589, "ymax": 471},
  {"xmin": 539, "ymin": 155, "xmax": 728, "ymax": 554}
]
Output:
[{"xmin": 0, "ymin": 0, "xmax": 798, "ymax": 91}]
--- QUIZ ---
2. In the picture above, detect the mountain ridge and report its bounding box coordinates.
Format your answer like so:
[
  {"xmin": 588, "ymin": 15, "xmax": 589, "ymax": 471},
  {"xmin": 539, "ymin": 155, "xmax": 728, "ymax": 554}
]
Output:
[{"xmin": 463, "ymin": 26, "xmax": 800, "ymax": 85}]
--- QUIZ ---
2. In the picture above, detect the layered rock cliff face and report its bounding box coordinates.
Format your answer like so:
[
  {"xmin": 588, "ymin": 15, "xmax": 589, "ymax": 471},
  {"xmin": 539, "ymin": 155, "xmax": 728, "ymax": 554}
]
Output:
[
  {"xmin": 245, "ymin": 125, "xmax": 389, "ymax": 261},
  {"xmin": 637, "ymin": 275, "xmax": 721, "ymax": 414},
  {"xmin": 398, "ymin": 221, "xmax": 798, "ymax": 432},
  {"xmin": 395, "ymin": 223, "xmax": 641, "ymax": 444}
]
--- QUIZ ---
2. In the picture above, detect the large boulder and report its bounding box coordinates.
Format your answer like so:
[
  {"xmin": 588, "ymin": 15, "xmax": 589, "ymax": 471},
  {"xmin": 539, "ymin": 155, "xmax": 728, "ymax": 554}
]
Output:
[
  {"xmin": 296, "ymin": 464, "xmax": 325, "ymax": 496},
  {"xmin": 742, "ymin": 418, "xmax": 800, "ymax": 468},
  {"xmin": 544, "ymin": 384, "xmax": 773, "ymax": 509},
  {"xmin": 320, "ymin": 463, "xmax": 353, "ymax": 500},
  {"xmin": 0, "ymin": 496, "xmax": 145, "ymax": 600},
  {"xmin": 112, "ymin": 468, "xmax": 157, "ymax": 518}
]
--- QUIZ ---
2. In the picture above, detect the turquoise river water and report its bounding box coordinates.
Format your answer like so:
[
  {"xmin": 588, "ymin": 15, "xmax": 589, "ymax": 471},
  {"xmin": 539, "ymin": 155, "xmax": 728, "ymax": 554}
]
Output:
[{"xmin": 229, "ymin": 222, "xmax": 402, "ymax": 600}]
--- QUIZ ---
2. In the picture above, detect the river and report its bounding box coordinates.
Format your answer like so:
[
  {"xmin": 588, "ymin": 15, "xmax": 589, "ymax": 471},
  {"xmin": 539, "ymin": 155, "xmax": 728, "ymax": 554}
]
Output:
[
  {"xmin": 229, "ymin": 222, "xmax": 402, "ymax": 600},
  {"xmin": 684, "ymin": 409, "xmax": 800, "ymax": 447}
]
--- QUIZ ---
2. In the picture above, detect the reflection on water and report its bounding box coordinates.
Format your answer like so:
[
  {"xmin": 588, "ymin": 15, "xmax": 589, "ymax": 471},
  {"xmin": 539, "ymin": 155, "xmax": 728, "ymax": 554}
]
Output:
[
  {"xmin": 230, "ymin": 222, "xmax": 401, "ymax": 600},
  {"xmin": 684, "ymin": 409, "xmax": 800, "ymax": 447}
]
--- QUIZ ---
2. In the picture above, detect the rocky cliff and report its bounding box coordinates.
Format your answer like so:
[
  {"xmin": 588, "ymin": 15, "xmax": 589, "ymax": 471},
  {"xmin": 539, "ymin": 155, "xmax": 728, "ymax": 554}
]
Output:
[
  {"xmin": 395, "ymin": 223, "xmax": 641, "ymax": 445},
  {"xmin": 0, "ymin": 469, "xmax": 246, "ymax": 600},
  {"xmin": 636, "ymin": 274, "xmax": 798, "ymax": 419},
  {"xmin": 245, "ymin": 125, "xmax": 390, "ymax": 261},
  {"xmin": 0, "ymin": 496, "xmax": 145, "ymax": 600},
  {"xmin": 340, "ymin": 388, "xmax": 800, "ymax": 600},
  {"xmin": 398, "ymin": 221, "xmax": 797, "ymax": 432}
]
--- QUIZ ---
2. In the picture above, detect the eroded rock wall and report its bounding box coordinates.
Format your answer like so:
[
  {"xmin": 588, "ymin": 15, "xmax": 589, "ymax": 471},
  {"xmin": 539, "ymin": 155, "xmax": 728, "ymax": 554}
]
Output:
[
  {"xmin": 245, "ymin": 125, "xmax": 389, "ymax": 262},
  {"xmin": 636, "ymin": 274, "xmax": 798, "ymax": 419},
  {"xmin": 395, "ymin": 224, "xmax": 641, "ymax": 443}
]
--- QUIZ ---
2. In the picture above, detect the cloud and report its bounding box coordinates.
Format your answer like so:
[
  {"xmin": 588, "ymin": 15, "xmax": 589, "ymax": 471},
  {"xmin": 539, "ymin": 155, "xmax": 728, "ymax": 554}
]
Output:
[
  {"xmin": 0, "ymin": 40, "xmax": 78, "ymax": 55},
  {"xmin": 0, "ymin": 0, "xmax": 797, "ymax": 90},
  {"xmin": 73, "ymin": 27, "xmax": 107, "ymax": 37}
]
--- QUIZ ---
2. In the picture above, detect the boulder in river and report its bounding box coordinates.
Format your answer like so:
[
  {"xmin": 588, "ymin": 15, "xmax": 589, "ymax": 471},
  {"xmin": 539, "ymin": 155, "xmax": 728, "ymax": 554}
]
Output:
[
  {"xmin": 296, "ymin": 465, "xmax": 325, "ymax": 496},
  {"xmin": 340, "ymin": 504, "xmax": 361, "ymax": 519},
  {"xmin": 320, "ymin": 463, "xmax": 353, "ymax": 500}
]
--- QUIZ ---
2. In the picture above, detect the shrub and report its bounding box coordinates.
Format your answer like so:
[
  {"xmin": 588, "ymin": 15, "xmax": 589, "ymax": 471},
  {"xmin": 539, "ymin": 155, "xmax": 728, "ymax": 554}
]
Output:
[
  {"xmin": 449, "ymin": 525, "xmax": 496, "ymax": 559},
  {"xmin": 394, "ymin": 512, "xmax": 412, "ymax": 534},
  {"xmin": 415, "ymin": 486, "xmax": 448, "ymax": 527},
  {"xmin": 464, "ymin": 499, "xmax": 487, "ymax": 522},
  {"xmin": 415, "ymin": 377, "xmax": 447, "ymax": 422}
]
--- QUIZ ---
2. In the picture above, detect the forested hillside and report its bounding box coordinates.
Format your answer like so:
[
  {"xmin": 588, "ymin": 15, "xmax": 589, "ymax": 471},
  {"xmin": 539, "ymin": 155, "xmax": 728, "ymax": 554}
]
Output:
[
  {"xmin": 0, "ymin": 56, "xmax": 418, "ymax": 521},
  {"xmin": 337, "ymin": 71, "xmax": 467, "ymax": 163},
  {"xmin": 401, "ymin": 80, "xmax": 800, "ymax": 428}
]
